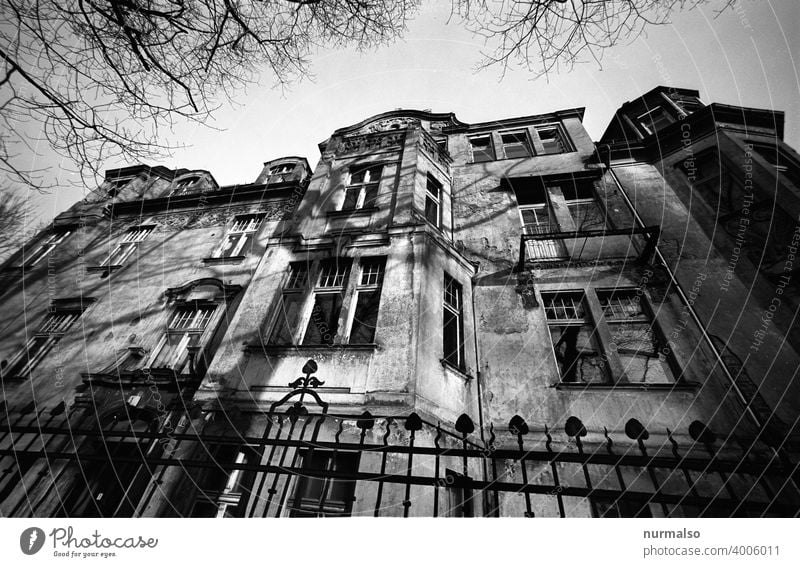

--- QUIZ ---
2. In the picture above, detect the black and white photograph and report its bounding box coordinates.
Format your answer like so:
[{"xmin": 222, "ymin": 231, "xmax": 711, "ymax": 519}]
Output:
[{"xmin": 0, "ymin": 0, "xmax": 799, "ymax": 564}]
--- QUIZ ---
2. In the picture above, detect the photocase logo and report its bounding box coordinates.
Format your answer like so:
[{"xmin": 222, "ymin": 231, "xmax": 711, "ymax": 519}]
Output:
[{"xmin": 20, "ymin": 527, "xmax": 46, "ymax": 555}]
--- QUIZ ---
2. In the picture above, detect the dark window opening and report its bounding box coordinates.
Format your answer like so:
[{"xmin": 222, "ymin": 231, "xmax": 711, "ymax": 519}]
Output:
[
  {"xmin": 290, "ymin": 451, "xmax": 359, "ymax": 517},
  {"xmin": 501, "ymin": 131, "xmax": 533, "ymax": 159},
  {"xmin": 469, "ymin": 135, "xmax": 495, "ymax": 163},
  {"xmin": 443, "ymin": 274, "xmax": 465, "ymax": 370}
]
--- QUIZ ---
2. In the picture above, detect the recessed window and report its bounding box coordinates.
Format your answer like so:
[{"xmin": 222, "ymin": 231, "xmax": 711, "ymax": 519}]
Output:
[
  {"xmin": 468, "ymin": 135, "xmax": 495, "ymax": 163},
  {"xmin": 542, "ymin": 289, "xmax": 676, "ymax": 385},
  {"xmin": 190, "ymin": 445, "xmax": 260, "ymax": 518},
  {"xmin": 560, "ymin": 179, "xmax": 608, "ymax": 231},
  {"xmin": 637, "ymin": 106, "xmax": 674, "ymax": 135},
  {"xmin": 425, "ymin": 174, "xmax": 442, "ymax": 228},
  {"xmin": 100, "ymin": 225, "xmax": 154, "ymax": 267},
  {"xmin": 1, "ymin": 303, "xmax": 86, "ymax": 380},
  {"xmin": 290, "ymin": 450, "xmax": 359, "ymax": 517},
  {"xmin": 172, "ymin": 176, "xmax": 200, "ymax": 195},
  {"xmin": 597, "ymin": 290, "xmax": 674, "ymax": 384},
  {"xmin": 213, "ymin": 214, "xmax": 264, "ymax": 259},
  {"xmin": 442, "ymin": 274, "xmax": 465, "ymax": 370},
  {"xmin": 16, "ymin": 229, "xmax": 71, "ymax": 268},
  {"xmin": 535, "ymin": 125, "xmax": 570, "ymax": 154},
  {"xmin": 749, "ymin": 142, "xmax": 800, "ymax": 188},
  {"xmin": 513, "ymin": 179, "xmax": 564, "ymax": 260},
  {"xmin": 501, "ymin": 131, "xmax": 533, "ymax": 159},
  {"xmin": 269, "ymin": 257, "xmax": 386, "ymax": 347},
  {"xmin": 349, "ymin": 257, "xmax": 386, "ymax": 344},
  {"xmin": 342, "ymin": 165, "xmax": 382, "ymax": 210},
  {"xmin": 146, "ymin": 303, "xmax": 216, "ymax": 375}
]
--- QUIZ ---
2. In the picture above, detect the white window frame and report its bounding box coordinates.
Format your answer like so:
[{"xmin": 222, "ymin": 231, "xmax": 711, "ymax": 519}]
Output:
[
  {"xmin": 342, "ymin": 165, "xmax": 382, "ymax": 211},
  {"xmin": 2, "ymin": 311, "xmax": 81, "ymax": 379},
  {"xmin": 145, "ymin": 304, "xmax": 217, "ymax": 374},
  {"xmin": 101, "ymin": 225, "xmax": 154, "ymax": 267},
  {"xmin": 424, "ymin": 174, "xmax": 442, "ymax": 228},
  {"xmin": 213, "ymin": 214, "xmax": 264, "ymax": 259},
  {"xmin": 343, "ymin": 257, "xmax": 386, "ymax": 344},
  {"xmin": 18, "ymin": 229, "xmax": 71, "ymax": 267}
]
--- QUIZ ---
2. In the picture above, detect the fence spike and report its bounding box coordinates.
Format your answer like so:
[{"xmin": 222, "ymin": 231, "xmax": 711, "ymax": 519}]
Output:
[
  {"xmin": 356, "ymin": 411, "xmax": 375, "ymax": 431},
  {"xmin": 509, "ymin": 414, "xmax": 529, "ymax": 435},
  {"xmin": 625, "ymin": 418, "xmax": 649, "ymax": 441},
  {"xmin": 565, "ymin": 416, "xmax": 587, "ymax": 438},
  {"xmin": 455, "ymin": 413, "xmax": 474, "ymax": 436},
  {"xmin": 404, "ymin": 412, "xmax": 423, "ymax": 432}
]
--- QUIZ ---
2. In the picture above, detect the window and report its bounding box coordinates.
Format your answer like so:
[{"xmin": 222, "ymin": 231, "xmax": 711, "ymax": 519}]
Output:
[
  {"xmin": 425, "ymin": 174, "xmax": 442, "ymax": 228},
  {"xmin": 101, "ymin": 225, "xmax": 153, "ymax": 267},
  {"xmin": 535, "ymin": 125, "xmax": 570, "ymax": 154},
  {"xmin": 106, "ymin": 176, "xmax": 134, "ymax": 197},
  {"xmin": 598, "ymin": 290, "xmax": 674, "ymax": 384},
  {"xmin": 342, "ymin": 165, "xmax": 382, "ymax": 210},
  {"xmin": 442, "ymin": 274, "xmax": 465, "ymax": 370},
  {"xmin": 750, "ymin": 142, "xmax": 800, "ymax": 187},
  {"xmin": 270, "ymin": 164, "xmax": 294, "ymax": 175},
  {"xmin": 637, "ymin": 106, "xmax": 674, "ymax": 135},
  {"xmin": 290, "ymin": 450, "xmax": 359, "ymax": 517},
  {"xmin": 560, "ymin": 179, "xmax": 608, "ymax": 231},
  {"xmin": 434, "ymin": 138, "xmax": 448, "ymax": 153},
  {"xmin": 349, "ymin": 258, "xmax": 385, "ymax": 344},
  {"xmin": 543, "ymin": 292, "xmax": 606, "ymax": 384},
  {"xmin": 678, "ymin": 150, "xmax": 750, "ymax": 215},
  {"xmin": 303, "ymin": 259, "xmax": 352, "ymax": 345},
  {"xmin": 146, "ymin": 303, "xmax": 216, "ymax": 374},
  {"xmin": 269, "ymin": 258, "xmax": 387, "ymax": 346},
  {"xmin": 172, "ymin": 176, "xmax": 199, "ymax": 195},
  {"xmin": 542, "ymin": 289, "xmax": 676, "ymax": 385},
  {"xmin": 269, "ymin": 262, "xmax": 310, "ymax": 345},
  {"xmin": 214, "ymin": 214, "xmax": 263, "ymax": 259},
  {"xmin": 468, "ymin": 135, "xmax": 494, "ymax": 163},
  {"xmin": 16, "ymin": 229, "xmax": 71, "ymax": 267},
  {"xmin": 1, "ymin": 306, "xmax": 84, "ymax": 380},
  {"xmin": 190, "ymin": 445, "xmax": 259, "ymax": 518},
  {"xmin": 514, "ymin": 179, "xmax": 564, "ymax": 260},
  {"xmin": 501, "ymin": 131, "xmax": 533, "ymax": 159},
  {"xmin": 445, "ymin": 469, "xmax": 474, "ymax": 517}
]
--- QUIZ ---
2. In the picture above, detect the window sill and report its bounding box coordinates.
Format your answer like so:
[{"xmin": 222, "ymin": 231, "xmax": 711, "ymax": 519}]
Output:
[
  {"xmin": 202, "ymin": 256, "xmax": 246, "ymax": 265},
  {"xmin": 246, "ymin": 343, "xmax": 378, "ymax": 354},
  {"xmin": 440, "ymin": 358, "xmax": 473, "ymax": 382},
  {"xmin": 327, "ymin": 206, "xmax": 379, "ymax": 218},
  {"xmin": 554, "ymin": 381, "xmax": 700, "ymax": 392}
]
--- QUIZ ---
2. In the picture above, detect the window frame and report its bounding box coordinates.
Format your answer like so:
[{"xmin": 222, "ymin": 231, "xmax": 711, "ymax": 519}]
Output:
[
  {"xmin": 442, "ymin": 273, "xmax": 466, "ymax": 371},
  {"xmin": 468, "ymin": 134, "xmax": 495, "ymax": 163},
  {"xmin": 145, "ymin": 301, "xmax": 218, "ymax": 375},
  {"xmin": 213, "ymin": 214, "xmax": 264, "ymax": 259},
  {"xmin": 289, "ymin": 450, "xmax": 360, "ymax": 517},
  {"xmin": 534, "ymin": 124, "xmax": 572, "ymax": 155},
  {"xmin": 637, "ymin": 106, "xmax": 674, "ymax": 136},
  {"xmin": 500, "ymin": 130, "xmax": 534, "ymax": 159},
  {"xmin": 2, "ymin": 308, "xmax": 84, "ymax": 380},
  {"xmin": 542, "ymin": 288, "xmax": 677, "ymax": 386},
  {"xmin": 16, "ymin": 229, "xmax": 72, "ymax": 268},
  {"xmin": 100, "ymin": 225, "xmax": 154, "ymax": 267},
  {"xmin": 269, "ymin": 257, "xmax": 387, "ymax": 347},
  {"xmin": 341, "ymin": 165, "xmax": 383, "ymax": 211},
  {"xmin": 424, "ymin": 174, "xmax": 442, "ymax": 228}
]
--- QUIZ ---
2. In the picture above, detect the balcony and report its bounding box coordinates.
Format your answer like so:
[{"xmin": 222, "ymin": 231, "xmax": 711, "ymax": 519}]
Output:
[{"xmin": 517, "ymin": 225, "xmax": 660, "ymax": 270}]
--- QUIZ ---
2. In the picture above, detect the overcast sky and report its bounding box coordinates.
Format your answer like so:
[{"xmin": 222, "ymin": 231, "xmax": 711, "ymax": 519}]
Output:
[{"xmin": 19, "ymin": 0, "xmax": 800, "ymax": 228}]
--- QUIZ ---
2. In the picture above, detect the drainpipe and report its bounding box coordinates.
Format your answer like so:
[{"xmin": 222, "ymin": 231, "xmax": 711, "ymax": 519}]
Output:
[{"xmin": 602, "ymin": 156, "xmax": 764, "ymax": 433}]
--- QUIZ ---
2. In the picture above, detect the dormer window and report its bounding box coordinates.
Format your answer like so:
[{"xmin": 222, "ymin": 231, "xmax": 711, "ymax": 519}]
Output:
[
  {"xmin": 637, "ymin": 106, "xmax": 673, "ymax": 135},
  {"xmin": 107, "ymin": 176, "xmax": 134, "ymax": 197},
  {"xmin": 172, "ymin": 176, "xmax": 200, "ymax": 195}
]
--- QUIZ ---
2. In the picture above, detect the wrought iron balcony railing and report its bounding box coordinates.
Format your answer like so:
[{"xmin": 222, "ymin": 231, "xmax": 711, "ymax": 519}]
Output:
[{"xmin": 517, "ymin": 225, "xmax": 660, "ymax": 270}]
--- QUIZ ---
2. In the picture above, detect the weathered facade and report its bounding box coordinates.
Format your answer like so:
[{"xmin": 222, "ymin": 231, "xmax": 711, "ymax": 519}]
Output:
[{"xmin": 1, "ymin": 87, "xmax": 799, "ymax": 518}]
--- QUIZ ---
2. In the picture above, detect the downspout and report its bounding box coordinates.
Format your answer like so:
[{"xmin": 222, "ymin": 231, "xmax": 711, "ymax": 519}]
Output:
[{"xmin": 600, "ymin": 146, "xmax": 786, "ymax": 450}]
